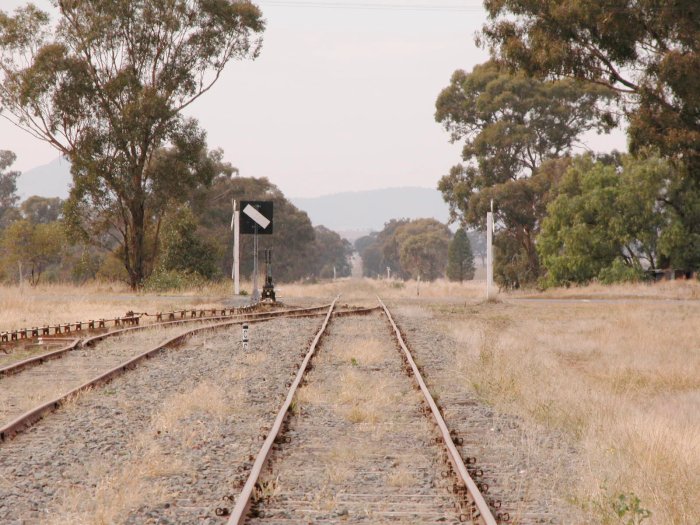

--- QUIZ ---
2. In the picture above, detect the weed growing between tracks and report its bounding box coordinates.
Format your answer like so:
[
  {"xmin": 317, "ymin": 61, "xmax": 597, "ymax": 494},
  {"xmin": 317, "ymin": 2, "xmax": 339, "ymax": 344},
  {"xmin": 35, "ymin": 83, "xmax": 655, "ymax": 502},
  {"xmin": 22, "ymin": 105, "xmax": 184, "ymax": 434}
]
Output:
[
  {"xmin": 47, "ymin": 335, "xmax": 250, "ymax": 524},
  {"xmin": 434, "ymin": 300, "xmax": 700, "ymax": 524}
]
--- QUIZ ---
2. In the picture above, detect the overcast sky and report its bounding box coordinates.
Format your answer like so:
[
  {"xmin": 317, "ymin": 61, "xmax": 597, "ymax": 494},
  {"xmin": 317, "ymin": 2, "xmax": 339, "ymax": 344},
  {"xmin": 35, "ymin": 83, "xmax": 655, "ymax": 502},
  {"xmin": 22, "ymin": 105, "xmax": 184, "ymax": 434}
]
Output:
[{"xmin": 0, "ymin": 0, "xmax": 626, "ymax": 198}]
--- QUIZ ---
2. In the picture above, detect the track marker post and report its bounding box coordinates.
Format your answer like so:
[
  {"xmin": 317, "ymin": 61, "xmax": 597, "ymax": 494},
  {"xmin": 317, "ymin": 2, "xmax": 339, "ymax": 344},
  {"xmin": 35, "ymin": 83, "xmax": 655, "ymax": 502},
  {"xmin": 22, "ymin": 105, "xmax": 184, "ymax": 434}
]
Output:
[{"xmin": 242, "ymin": 323, "xmax": 249, "ymax": 351}]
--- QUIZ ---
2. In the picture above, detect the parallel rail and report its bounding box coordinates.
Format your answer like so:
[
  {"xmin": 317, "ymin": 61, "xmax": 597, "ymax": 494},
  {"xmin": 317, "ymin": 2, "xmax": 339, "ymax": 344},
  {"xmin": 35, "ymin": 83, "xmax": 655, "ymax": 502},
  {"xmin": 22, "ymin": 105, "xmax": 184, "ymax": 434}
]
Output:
[
  {"xmin": 227, "ymin": 298, "xmax": 498, "ymax": 524},
  {"xmin": 0, "ymin": 304, "xmax": 332, "ymax": 378},
  {"xmin": 0, "ymin": 304, "xmax": 334, "ymax": 443},
  {"xmin": 227, "ymin": 298, "xmax": 339, "ymax": 523},
  {"xmin": 378, "ymin": 297, "xmax": 498, "ymax": 525}
]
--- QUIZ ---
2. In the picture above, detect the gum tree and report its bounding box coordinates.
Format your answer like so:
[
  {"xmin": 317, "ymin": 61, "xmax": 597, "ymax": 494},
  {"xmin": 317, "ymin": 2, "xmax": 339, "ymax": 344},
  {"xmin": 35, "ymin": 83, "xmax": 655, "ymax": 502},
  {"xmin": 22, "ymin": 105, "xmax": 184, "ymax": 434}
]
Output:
[
  {"xmin": 481, "ymin": 0, "xmax": 700, "ymax": 269},
  {"xmin": 0, "ymin": 1, "xmax": 265, "ymax": 288}
]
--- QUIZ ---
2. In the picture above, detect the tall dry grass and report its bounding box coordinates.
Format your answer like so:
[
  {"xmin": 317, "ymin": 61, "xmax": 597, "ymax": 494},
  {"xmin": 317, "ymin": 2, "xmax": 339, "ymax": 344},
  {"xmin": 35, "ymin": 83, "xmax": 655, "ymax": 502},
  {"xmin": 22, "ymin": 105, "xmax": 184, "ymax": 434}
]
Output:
[
  {"xmin": 0, "ymin": 282, "xmax": 231, "ymax": 332},
  {"xmin": 439, "ymin": 300, "xmax": 700, "ymax": 524}
]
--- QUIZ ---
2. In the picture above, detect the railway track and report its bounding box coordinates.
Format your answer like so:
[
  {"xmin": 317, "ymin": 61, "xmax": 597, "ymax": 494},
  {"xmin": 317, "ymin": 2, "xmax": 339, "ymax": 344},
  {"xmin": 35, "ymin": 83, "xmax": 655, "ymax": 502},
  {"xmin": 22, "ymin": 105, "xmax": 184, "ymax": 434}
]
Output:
[
  {"xmin": 227, "ymin": 298, "xmax": 499, "ymax": 524},
  {"xmin": 0, "ymin": 303, "xmax": 336, "ymax": 442},
  {"xmin": 0, "ymin": 303, "xmax": 330, "ymax": 377},
  {"xmin": 0, "ymin": 298, "xmax": 508, "ymax": 524}
]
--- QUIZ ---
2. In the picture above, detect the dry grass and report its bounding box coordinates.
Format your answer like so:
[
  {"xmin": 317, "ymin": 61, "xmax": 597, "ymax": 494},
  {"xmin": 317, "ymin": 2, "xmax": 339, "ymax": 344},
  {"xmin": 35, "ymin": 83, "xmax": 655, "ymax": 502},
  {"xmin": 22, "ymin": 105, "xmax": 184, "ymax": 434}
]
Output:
[
  {"xmin": 515, "ymin": 279, "xmax": 700, "ymax": 300},
  {"xmin": 277, "ymin": 277, "xmax": 488, "ymax": 306},
  {"xmin": 49, "ymin": 379, "xmax": 245, "ymax": 524},
  {"xmin": 433, "ymin": 299, "xmax": 700, "ymax": 524},
  {"xmin": 0, "ymin": 282, "xmax": 230, "ymax": 333}
]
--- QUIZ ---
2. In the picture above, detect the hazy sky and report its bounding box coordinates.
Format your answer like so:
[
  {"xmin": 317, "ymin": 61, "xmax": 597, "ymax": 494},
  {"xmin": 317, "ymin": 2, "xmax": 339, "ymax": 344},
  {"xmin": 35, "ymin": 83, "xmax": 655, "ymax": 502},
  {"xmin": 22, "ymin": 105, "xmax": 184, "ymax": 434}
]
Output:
[{"xmin": 0, "ymin": 1, "xmax": 627, "ymax": 198}]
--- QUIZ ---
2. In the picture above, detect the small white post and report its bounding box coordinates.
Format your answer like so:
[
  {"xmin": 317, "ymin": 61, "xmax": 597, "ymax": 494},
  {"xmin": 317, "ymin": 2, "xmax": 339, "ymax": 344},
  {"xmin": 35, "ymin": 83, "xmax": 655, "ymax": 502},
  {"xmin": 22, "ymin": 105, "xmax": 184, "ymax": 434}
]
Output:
[
  {"xmin": 242, "ymin": 323, "xmax": 249, "ymax": 351},
  {"xmin": 333, "ymin": 265, "xmax": 337, "ymax": 281},
  {"xmin": 232, "ymin": 200, "xmax": 240, "ymax": 295},
  {"xmin": 417, "ymin": 274, "xmax": 421, "ymax": 296},
  {"xmin": 386, "ymin": 266, "xmax": 391, "ymax": 280},
  {"xmin": 486, "ymin": 211, "xmax": 494, "ymax": 300},
  {"xmin": 18, "ymin": 261, "xmax": 23, "ymax": 288}
]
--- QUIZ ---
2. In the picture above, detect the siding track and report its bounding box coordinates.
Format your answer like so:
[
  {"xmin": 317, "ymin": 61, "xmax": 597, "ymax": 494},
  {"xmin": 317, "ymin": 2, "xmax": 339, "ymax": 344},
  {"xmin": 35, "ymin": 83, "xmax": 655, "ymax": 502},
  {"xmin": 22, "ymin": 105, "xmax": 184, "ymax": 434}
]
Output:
[{"xmin": 0, "ymin": 304, "xmax": 335, "ymax": 442}]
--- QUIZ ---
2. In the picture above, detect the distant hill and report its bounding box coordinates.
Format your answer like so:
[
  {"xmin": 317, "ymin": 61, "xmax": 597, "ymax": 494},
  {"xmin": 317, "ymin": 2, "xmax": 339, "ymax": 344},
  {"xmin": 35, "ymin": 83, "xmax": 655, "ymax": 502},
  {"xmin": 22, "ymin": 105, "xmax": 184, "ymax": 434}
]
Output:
[
  {"xmin": 15, "ymin": 159, "xmax": 450, "ymax": 235},
  {"xmin": 16, "ymin": 157, "xmax": 72, "ymax": 200},
  {"xmin": 291, "ymin": 187, "xmax": 449, "ymax": 232}
]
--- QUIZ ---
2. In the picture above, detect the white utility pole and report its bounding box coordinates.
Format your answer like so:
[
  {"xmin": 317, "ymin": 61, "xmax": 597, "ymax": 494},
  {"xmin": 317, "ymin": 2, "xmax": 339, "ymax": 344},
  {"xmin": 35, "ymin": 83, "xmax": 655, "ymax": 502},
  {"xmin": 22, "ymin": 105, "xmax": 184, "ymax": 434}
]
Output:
[
  {"xmin": 231, "ymin": 199, "xmax": 240, "ymax": 295},
  {"xmin": 486, "ymin": 201, "xmax": 494, "ymax": 300}
]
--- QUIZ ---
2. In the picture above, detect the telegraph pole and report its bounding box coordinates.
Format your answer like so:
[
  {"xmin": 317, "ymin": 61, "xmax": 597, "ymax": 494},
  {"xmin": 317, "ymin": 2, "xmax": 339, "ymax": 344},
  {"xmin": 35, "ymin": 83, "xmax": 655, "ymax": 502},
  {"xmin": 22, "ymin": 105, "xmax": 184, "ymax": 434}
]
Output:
[
  {"xmin": 486, "ymin": 200, "xmax": 494, "ymax": 300},
  {"xmin": 231, "ymin": 199, "xmax": 240, "ymax": 295}
]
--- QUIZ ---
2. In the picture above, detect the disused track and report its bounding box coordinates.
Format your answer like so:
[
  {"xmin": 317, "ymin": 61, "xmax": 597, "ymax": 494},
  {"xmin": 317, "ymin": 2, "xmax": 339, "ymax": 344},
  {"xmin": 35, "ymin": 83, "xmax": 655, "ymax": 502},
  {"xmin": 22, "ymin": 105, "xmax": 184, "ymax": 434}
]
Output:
[
  {"xmin": 0, "ymin": 303, "xmax": 331, "ymax": 378},
  {"xmin": 0, "ymin": 303, "xmax": 342, "ymax": 442},
  {"xmin": 227, "ymin": 298, "xmax": 499, "ymax": 524}
]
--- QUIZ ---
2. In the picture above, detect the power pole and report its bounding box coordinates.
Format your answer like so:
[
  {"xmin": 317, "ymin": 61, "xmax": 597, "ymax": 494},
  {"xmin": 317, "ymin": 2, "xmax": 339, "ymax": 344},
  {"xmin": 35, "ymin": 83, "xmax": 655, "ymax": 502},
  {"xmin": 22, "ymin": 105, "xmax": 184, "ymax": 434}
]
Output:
[
  {"xmin": 231, "ymin": 200, "xmax": 240, "ymax": 295},
  {"xmin": 486, "ymin": 201, "xmax": 494, "ymax": 300}
]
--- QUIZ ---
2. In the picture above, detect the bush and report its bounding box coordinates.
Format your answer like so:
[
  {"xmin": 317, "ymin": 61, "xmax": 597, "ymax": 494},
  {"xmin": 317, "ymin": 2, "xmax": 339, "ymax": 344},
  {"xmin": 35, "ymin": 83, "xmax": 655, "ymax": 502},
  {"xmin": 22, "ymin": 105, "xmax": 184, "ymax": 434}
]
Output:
[{"xmin": 143, "ymin": 268, "xmax": 209, "ymax": 292}]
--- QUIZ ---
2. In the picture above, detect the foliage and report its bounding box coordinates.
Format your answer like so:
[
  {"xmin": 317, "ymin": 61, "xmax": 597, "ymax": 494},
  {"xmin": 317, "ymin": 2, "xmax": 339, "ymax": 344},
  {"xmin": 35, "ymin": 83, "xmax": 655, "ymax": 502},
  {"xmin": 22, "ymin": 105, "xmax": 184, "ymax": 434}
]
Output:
[
  {"xmin": 0, "ymin": 150, "xmax": 20, "ymax": 230},
  {"xmin": 1, "ymin": 219, "xmax": 64, "ymax": 285},
  {"xmin": 358, "ymin": 219, "xmax": 409, "ymax": 278},
  {"xmin": 311, "ymin": 225, "xmax": 353, "ymax": 279},
  {"xmin": 21, "ymin": 196, "xmax": 63, "ymax": 224},
  {"xmin": 538, "ymin": 154, "xmax": 671, "ymax": 287},
  {"xmin": 0, "ymin": 1, "xmax": 265, "ymax": 289},
  {"xmin": 612, "ymin": 493, "xmax": 652, "ymax": 525},
  {"xmin": 142, "ymin": 268, "xmax": 209, "ymax": 293},
  {"xmin": 447, "ymin": 228, "xmax": 475, "ymax": 282},
  {"xmin": 359, "ymin": 218, "xmax": 451, "ymax": 280},
  {"xmin": 159, "ymin": 205, "xmax": 220, "ymax": 279},
  {"xmin": 399, "ymin": 232, "xmax": 449, "ymax": 281},
  {"xmin": 481, "ymin": 0, "xmax": 700, "ymax": 270},
  {"xmin": 190, "ymin": 176, "xmax": 317, "ymax": 282},
  {"xmin": 436, "ymin": 61, "xmax": 614, "ymax": 287}
]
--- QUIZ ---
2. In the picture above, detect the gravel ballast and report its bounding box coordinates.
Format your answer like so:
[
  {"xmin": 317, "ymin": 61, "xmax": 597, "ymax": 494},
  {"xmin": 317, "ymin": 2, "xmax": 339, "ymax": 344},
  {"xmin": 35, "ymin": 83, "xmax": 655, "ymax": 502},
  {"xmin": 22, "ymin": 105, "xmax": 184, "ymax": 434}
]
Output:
[{"xmin": 0, "ymin": 316, "xmax": 322, "ymax": 525}]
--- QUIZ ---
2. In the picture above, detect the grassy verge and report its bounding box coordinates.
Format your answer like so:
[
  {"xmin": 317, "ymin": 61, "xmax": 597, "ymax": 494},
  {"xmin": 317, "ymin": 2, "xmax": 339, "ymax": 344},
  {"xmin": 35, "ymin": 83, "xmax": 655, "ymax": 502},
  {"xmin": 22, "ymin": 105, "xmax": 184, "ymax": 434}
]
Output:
[{"xmin": 435, "ymin": 299, "xmax": 700, "ymax": 524}]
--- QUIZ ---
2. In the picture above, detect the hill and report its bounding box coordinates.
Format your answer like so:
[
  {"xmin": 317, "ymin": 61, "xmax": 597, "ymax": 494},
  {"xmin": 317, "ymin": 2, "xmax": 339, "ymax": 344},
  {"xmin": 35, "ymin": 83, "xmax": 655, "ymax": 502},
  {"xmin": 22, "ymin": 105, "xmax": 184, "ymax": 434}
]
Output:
[
  {"xmin": 291, "ymin": 187, "xmax": 449, "ymax": 233},
  {"xmin": 16, "ymin": 157, "xmax": 72, "ymax": 200}
]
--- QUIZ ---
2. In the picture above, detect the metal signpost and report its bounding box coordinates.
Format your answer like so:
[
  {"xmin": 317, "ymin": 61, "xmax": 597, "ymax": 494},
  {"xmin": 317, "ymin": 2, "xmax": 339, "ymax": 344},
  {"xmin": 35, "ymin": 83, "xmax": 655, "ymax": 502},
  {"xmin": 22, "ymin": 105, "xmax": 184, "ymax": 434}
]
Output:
[{"xmin": 240, "ymin": 201, "xmax": 274, "ymax": 303}]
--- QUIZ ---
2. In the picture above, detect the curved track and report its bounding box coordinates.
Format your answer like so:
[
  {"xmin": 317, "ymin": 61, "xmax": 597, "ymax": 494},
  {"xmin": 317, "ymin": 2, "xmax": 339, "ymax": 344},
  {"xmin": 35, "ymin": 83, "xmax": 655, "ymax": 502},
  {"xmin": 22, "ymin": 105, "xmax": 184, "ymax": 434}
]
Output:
[{"xmin": 0, "ymin": 303, "xmax": 336, "ymax": 442}]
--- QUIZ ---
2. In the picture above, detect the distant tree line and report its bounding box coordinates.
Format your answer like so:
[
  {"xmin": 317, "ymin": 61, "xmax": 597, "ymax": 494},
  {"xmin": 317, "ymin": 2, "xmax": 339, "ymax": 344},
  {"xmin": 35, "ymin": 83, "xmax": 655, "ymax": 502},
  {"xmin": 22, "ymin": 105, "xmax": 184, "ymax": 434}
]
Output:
[
  {"xmin": 436, "ymin": 2, "xmax": 700, "ymax": 288},
  {"xmin": 0, "ymin": 149, "xmax": 352, "ymax": 288},
  {"xmin": 356, "ymin": 219, "xmax": 475, "ymax": 282}
]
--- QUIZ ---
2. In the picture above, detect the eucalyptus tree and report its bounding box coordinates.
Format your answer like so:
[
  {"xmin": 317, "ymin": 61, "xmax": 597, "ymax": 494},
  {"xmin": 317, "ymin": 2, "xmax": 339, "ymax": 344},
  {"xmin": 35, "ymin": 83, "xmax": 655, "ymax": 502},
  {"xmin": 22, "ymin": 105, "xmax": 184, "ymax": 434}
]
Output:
[
  {"xmin": 0, "ymin": 150, "xmax": 20, "ymax": 230},
  {"xmin": 481, "ymin": 0, "xmax": 700, "ymax": 269},
  {"xmin": 436, "ymin": 60, "xmax": 615, "ymax": 286},
  {"xmin": 0, "ymin": 1, "xmax": 265, "ymax": 288}
]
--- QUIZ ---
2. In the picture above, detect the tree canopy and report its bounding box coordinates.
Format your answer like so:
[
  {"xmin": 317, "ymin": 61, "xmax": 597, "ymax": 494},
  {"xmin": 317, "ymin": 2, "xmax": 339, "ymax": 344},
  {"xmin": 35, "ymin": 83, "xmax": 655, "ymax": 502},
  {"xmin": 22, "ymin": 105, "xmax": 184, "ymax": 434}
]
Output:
[
  {"xmin": 447, "ymin": 228, "xmax": 475, "ymax": 282},
  {"xmin": 0, "ymin": 1, "xmax": 265, "ymax": 288},
  {"xmin": 481, "ymin": 0, "xmax": 700, "ymax": 271},
  {"xmin": 0, "ymin": 150, "xmax": 20, "ymax": 230},
  {"xmin": 436, "ymin": 60, "xmax": 613, "ymax": 287},
  {"xmin": 358, "ymin": 218, "xmax": 451, "ymax": 281},
  {"xmin": 538, "ymin": 153, "xmax": 671, "ymax": 286}
]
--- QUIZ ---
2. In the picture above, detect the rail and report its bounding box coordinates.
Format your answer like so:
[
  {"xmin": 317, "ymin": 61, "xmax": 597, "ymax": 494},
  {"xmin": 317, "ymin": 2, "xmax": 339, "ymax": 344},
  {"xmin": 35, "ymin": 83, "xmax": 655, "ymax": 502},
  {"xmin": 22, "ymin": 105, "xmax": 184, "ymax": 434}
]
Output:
[
  {"xmin": 0, "ymin": 304, "xmax": 332, "ymax": 377},
  {"xmin": 378, "ymin": 297, "xmax": 498, "ymax": 525},
  {"xmin": 227, "ymin": 298, "xmax": 339, "ymax": 524},
  {"xmin": 0, "ymin": 304, "xmax": 335, "ymax": 443}
]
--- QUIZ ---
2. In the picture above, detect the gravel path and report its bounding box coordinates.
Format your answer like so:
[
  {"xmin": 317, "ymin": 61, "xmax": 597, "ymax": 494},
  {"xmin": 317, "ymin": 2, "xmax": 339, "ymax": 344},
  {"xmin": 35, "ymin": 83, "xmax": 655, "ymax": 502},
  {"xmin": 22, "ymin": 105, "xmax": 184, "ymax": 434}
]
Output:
[
  {"xmin": 0, "ymin": 316, "xmax": 321, "ymax": 525},
  {"xmin": 248, "ymin": 311, "xmax": 467, "ymax": 524},
  {"xmin": 393, "ymin": 303, "xmax": 583, "ymax": 523}
]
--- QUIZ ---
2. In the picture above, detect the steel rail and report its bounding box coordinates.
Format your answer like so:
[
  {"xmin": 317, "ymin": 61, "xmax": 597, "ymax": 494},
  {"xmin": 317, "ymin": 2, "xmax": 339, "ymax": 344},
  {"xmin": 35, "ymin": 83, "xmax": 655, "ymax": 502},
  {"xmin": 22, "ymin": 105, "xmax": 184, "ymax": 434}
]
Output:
[
  {"xmin": 227, "ymin": 298, "xmax": 339, "ymax": 524},
  {"xmin": 378, "ymin": 297, "xmax": 498, "ymax": 525},
  {"xmin": 0, "ymin": 338, "xmax": 81, "ymax": 377},
  {"xmin": 0, "ymin": 305, "xmax": 332, "ymax": 378},
  {"xmin": 0, "ymin": 305, "xmax": 334, "ymax": 443}
]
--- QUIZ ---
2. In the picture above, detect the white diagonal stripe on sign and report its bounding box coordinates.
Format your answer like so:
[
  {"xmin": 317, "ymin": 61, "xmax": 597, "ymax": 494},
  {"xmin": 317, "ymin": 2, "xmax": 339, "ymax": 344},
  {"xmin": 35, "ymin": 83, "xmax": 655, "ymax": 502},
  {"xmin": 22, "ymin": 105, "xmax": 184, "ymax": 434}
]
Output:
[{"xmin": 243, "ymin": 204, "xmax": 271, "ymax": 229}]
